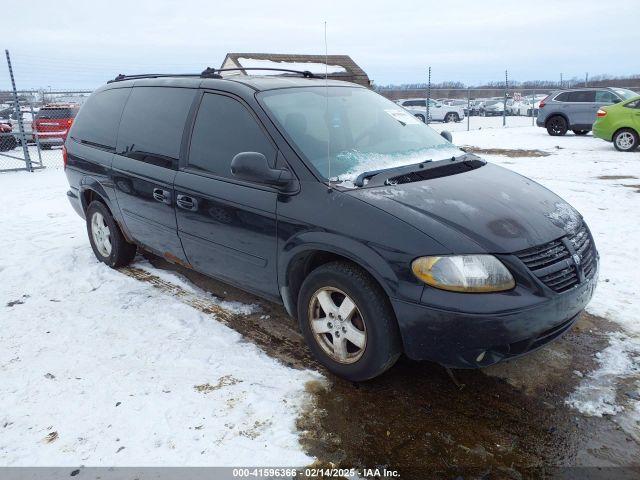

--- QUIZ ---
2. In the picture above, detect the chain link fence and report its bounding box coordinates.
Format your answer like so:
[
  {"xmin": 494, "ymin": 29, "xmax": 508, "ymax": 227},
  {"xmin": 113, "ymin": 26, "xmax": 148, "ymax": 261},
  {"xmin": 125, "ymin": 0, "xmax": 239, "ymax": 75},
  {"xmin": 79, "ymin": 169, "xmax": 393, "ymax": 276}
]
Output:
[
  {"xmin": 377, "ymin": 87, "xmax": 640, "ymax": 133},
  {"xmin": 0, "ymin": 90, "xmax": 90, "ymax": 172}
]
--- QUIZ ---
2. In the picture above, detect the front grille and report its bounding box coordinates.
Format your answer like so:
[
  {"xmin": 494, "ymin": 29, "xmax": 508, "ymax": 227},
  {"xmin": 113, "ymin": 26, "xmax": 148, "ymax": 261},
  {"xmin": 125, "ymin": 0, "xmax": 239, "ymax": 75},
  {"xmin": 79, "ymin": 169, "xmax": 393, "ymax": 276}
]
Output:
[{"xmin": 515, "ymin": 222, "xmax": 597, "ymax": 293}]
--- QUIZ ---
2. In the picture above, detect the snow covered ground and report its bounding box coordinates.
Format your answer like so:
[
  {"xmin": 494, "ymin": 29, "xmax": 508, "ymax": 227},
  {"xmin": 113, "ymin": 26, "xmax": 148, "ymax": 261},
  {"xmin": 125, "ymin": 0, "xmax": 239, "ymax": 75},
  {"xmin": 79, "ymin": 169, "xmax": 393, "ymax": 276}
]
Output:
[
  {"xmin": 1, "ymin": 124, "xmax": 639, "ymax": 465},
  {"xmin": 0, "ymin": 170, "xmax": 320, "ymax": 466}
]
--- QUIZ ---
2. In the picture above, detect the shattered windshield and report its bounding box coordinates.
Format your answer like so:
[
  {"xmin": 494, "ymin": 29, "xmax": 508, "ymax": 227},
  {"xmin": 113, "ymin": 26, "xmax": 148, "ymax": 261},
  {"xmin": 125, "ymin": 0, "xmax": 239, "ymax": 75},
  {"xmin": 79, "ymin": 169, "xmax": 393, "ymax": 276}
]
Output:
[{"xmin": 259, "ymin": 87, "xmax": 461, "ymax": 185}]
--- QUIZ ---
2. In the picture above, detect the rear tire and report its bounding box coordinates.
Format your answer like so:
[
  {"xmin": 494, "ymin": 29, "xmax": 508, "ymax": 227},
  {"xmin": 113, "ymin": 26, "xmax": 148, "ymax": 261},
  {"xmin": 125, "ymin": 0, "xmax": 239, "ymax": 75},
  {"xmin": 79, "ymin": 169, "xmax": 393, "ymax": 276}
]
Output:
[
  {"xmin": 415, "ymin": 114, "xmax": 425, "ymax": 123},
  {"xmin": 613, "ymin": 128, "xmax": 639, "ymax": 152},
  {"xmin": 86, "ymin": 201, "xmax": 137, "ymax": 268},
  {"xmin": 297, "ymin": 261, "xmax": 402, "ymax": 381},
  {"xmin": 0, "ymin": 135, "xmax": 17, "ymax": 152},
  {"xmin": 546, "ymin": 116, "xmax": 568, "ymax": 136},
  {"xmin": 573, "ymin": 129, "xmax": 589, "ymax": 136}
]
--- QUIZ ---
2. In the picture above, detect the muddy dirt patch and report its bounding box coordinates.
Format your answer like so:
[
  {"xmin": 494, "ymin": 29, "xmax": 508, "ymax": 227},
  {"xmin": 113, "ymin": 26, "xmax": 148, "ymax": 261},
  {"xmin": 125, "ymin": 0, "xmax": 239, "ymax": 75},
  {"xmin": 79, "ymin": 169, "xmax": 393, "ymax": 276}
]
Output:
[{"xmin": 461, "ymin": 146, "xmax": 551, "ymax": 157}]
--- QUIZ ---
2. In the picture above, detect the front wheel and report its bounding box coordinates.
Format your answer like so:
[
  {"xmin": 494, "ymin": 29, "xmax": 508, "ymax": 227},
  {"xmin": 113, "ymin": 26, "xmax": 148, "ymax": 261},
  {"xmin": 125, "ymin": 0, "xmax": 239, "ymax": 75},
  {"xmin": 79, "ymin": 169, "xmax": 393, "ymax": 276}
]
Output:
[
  {"xmin": 613, "ymin": 128, "xmax": 639, "ymax": 152},
  {"xmin": 86, "ymin": 201, "xmax": 137, "ymax": 268},
  {"xmin": 298, "ymin": 261, "xmax": 402, "ymax": 381}
]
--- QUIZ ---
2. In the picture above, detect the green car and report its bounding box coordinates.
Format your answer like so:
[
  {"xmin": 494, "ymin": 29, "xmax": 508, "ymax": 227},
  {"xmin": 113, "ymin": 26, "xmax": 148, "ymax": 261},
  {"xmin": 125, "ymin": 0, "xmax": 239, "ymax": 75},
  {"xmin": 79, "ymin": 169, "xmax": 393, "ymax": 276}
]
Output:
[{"xmin": 593, "ymin": 95, "xmax": 640, "ymax": 152}]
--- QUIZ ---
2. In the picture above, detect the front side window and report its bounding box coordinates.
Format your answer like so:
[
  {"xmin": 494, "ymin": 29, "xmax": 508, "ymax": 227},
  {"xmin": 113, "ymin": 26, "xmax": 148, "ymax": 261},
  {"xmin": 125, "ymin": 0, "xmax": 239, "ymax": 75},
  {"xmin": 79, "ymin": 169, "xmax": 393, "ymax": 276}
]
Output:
[
  {"xmin": 117, "ymin": 87, "xmax": 195, "ymax": 169},
  {"xmin": 187, "ymin": 93, "xmax": 276, "ymax": 178},
  {"xmin": 70, "ymin": 88, "xmax": 130, "ymax": 149},
  {"xmin": 259, "ymin": 87, "xmax": 461, "ymax": 185}
]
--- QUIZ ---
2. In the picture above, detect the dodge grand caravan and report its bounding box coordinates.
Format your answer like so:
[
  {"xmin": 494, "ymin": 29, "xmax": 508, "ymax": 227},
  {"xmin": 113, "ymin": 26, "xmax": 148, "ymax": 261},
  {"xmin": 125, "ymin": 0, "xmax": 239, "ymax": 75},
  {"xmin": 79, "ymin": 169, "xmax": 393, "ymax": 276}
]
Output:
[{"xmin": 64, "ymin": 69, "xmax": 599, "ymax": 381}]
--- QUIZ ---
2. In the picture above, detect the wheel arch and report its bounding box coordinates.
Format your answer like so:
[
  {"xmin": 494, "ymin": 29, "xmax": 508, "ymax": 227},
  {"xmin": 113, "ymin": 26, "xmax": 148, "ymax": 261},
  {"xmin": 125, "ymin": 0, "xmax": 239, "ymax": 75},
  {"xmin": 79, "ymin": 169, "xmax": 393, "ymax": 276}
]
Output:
[
  {"xmin": 544, "ymin": 112, "xmax": 570, "ymax": 127},
  {"xmin": 79, "ymin": 178, "xmax": 133, "ymax": 243},
  {"xmin": 279, "ymin": 237, "xmax": 398, "ymax": 319}
]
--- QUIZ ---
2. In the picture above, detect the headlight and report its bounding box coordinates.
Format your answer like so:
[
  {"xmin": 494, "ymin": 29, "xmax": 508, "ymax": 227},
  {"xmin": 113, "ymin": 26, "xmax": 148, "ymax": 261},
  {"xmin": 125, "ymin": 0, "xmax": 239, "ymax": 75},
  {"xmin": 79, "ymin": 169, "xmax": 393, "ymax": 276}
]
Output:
[{"xmin": 411, "ymin": 255, "xmax": 515, "ymax": 293}]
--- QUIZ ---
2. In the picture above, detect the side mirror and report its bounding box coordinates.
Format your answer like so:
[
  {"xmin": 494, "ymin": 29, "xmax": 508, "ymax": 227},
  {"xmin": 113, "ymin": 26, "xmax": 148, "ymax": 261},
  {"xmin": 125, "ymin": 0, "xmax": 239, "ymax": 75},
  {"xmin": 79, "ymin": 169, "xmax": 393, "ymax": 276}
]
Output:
[
  {"xmin": 231, "ymin": 152, "xmax": 293, "ymax": 187},
  {"xmin": 440, "ymin": 131, "xmax": 453, "ymax": 143}
]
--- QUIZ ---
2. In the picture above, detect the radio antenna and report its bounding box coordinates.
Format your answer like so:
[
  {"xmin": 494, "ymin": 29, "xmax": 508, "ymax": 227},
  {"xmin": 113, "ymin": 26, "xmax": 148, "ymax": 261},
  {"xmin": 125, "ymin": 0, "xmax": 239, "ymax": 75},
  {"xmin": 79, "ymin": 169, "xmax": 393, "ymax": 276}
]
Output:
[{"xmin": 324, "ymin": 20, "xmax": 331, "ymax": 188}]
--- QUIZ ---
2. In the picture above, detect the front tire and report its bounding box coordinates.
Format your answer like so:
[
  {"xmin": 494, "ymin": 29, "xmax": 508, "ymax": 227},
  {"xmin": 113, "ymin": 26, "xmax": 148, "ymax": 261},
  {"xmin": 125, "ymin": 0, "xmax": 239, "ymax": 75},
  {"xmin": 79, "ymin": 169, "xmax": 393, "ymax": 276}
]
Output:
[
  {"xmin": 546, "ymin": 116, "xmax": 568, "ymax": 136},
  {"xmin": 613, "ymin": 128, "xmax": 639, "ymax": 152},
  {"xmin": 297, "ymin": 261, "xmax": 402, "ymax": 381},
  {"xmin": 445, "ymin": 112, "xmax": 459, "ymax": 123},
  {"xmin": 86, "ymin": 201, "xmax": 136, "ymax": 268}
]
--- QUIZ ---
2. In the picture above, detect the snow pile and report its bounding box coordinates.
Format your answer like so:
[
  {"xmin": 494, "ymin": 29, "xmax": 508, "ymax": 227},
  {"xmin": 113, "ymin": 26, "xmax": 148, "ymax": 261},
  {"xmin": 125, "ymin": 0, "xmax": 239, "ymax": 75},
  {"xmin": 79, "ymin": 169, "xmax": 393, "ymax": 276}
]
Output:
[
  {"xmin": 237, "ymin": 58, "xmax": 346, "ymax": 75},
  {"xmin": 0, "ymin": 168, "xmax": 319, "ymax": 466}
]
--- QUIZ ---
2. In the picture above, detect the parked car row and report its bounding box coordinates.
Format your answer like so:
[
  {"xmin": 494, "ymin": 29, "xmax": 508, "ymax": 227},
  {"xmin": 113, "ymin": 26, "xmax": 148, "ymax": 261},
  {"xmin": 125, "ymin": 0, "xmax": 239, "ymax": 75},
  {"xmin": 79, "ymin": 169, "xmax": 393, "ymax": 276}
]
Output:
[{"xmin": 536, "ymin": 87, "xmax": 640, "ymax": 152}]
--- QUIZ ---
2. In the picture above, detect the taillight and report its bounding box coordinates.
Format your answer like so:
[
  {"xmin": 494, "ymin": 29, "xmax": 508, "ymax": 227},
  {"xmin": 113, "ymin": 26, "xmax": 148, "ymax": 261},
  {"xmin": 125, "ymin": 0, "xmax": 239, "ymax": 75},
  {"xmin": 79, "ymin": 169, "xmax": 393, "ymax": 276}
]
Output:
[
  {"xmin": 62, "ymin": 145, "xmax": 68, "ymax": 169},
  {"xmin": 597, "ymin": 109, "xmax": 607, "ymax": 118},
  {"xmin": 539, "ymin": 96, "xmax": 550, "ymax": 109},
  {"xmin": 66, "ymin": 119, "xmax": 73, "ymax": 127}
]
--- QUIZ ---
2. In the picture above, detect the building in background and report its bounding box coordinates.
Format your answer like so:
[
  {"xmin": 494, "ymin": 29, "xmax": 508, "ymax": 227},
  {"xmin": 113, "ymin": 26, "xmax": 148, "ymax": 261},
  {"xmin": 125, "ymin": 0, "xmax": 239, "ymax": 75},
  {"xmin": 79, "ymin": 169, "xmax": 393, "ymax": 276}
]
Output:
[{"xmin": 220, "ymin": 53, "xmax": 371, "ymax": 87}]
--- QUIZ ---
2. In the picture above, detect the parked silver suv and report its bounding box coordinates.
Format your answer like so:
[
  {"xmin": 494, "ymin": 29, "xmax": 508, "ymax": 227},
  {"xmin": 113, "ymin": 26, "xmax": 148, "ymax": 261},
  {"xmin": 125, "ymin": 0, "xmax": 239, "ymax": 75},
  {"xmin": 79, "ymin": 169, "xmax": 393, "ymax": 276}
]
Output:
[{"xmin": 536, "ymin": 87, "xmax": 638, "ymax": 136}]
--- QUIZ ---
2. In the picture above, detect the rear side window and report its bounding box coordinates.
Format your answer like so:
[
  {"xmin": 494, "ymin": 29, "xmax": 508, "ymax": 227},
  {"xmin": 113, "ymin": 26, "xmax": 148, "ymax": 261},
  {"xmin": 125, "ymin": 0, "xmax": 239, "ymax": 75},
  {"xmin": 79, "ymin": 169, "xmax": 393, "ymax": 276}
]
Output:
[
  {"xmin": 566, "ymin": 91, "xmax": 596, "ymax": 102},
  {"xmin": 187, "ymin": 93, "xmax": 275, "ymax": 179},
  {"xmin": 70, "ymin": 88, "xmax": 130, "ymax": 150},
  {"xmin": 625, "ymin": 99, "xmax": 640, "ymax": 109},
  {"xmin": 117, "ymin": 87, "xmax": 195, "ymax": 169},
  {"xmin": 596, "ymin": 90, "xmax": 620, "ymax": 104},
  {"xmin": 554, "ymin": 92, "xmax": 570, "ymax": 102},
  {"xmin": 403, "ymin": 100, "xmax": 426, "ymax": 107}
]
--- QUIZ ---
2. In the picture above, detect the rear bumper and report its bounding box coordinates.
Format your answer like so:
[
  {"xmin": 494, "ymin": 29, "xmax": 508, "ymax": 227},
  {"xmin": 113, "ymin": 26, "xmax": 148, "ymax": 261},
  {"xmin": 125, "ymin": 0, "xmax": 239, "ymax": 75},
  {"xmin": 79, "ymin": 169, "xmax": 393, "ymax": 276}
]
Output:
[
  {"xmin": 592, "ymin": 123, "xmax": 612, "ymax": 141},
  {"xmin": 391, "ymin": 269, "xmax": 598, "ymax": 368},
  {"xmin": 67, "ymin": 188, "xmax": 85, "ymax": 219}
]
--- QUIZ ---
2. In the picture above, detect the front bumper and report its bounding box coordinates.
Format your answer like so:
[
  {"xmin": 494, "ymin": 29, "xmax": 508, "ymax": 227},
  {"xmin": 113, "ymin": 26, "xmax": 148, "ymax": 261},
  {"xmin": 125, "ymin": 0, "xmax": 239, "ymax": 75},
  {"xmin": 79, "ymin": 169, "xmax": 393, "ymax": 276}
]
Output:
[{"xmin": 391, "ymin": 269, "xmax": 597, "ymax": 368}]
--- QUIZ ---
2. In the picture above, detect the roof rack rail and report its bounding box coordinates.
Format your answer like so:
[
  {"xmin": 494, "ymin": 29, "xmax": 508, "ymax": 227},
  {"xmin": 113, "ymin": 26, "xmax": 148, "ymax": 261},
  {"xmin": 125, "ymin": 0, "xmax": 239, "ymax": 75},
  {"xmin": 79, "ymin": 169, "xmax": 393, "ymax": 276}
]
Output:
[
  {"xmin": 203, "ymin": 67, "xmax": 316, "ymax": 78},
  {"xmin": 108, "ymin": 67, "xmax": 316, "ymax": 83}
]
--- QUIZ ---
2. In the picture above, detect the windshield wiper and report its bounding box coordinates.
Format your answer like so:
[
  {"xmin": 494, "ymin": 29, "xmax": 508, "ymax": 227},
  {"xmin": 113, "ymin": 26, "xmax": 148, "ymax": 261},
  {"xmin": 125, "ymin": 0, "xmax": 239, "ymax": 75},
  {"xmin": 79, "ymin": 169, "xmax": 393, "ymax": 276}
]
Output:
[
  {"xmin": 355, "ymin": 154, "xmax": 483, "ymax": 188},
  {"xmin": 354, "ymin": 160, "xmax": 433, "ymax": 187}
]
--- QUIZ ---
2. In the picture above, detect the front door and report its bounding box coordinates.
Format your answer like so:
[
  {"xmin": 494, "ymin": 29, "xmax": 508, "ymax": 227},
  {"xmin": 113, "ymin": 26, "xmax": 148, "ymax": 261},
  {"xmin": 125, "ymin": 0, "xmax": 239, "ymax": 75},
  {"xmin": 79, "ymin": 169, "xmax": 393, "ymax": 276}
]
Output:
[
  {"xmin": 112, "ymin": 86, "xmax": 196, "ymax": 262},
  {"xmin": 175, "ymin": 92, "xmax": 280, "ymax": 297}
]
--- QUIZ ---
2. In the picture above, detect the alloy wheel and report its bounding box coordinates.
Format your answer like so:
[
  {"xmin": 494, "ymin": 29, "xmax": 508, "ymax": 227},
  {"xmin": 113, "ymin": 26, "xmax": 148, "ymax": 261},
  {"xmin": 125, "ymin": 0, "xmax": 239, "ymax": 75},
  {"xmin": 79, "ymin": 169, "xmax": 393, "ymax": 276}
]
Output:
[
  {"xmin": 615, "ymin": 131, "xmax": 636, "ymax": 151},
  {"xmin": 91, "ymin": 212, "xmax": 112, "ymax": 257},
  {"xmin": 308, "ymin": 287, "xmax": 367, "ymax": 364}
]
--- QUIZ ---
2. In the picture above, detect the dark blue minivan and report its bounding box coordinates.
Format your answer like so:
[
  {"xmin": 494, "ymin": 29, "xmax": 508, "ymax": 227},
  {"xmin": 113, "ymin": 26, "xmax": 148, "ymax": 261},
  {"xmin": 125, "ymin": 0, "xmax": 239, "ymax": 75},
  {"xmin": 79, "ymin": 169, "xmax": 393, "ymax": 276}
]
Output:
[{"xmin": 64, "ymin": 70, "xmax": 598, "ymax": 381}]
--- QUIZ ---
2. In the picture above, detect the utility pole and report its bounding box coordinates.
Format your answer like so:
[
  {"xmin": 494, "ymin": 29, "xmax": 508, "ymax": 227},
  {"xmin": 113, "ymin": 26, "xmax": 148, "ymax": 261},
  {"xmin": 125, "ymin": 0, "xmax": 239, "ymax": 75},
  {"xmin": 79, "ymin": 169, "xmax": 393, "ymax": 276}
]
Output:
[
  {"xmin": 503, "ymin": 70, "xmax": 508, "ymax": 127},
  {"xmin": 585, "ymin": 72, "xmax": 589, "ymax": 87},
  {"xmin": 560, "ymin": 73, "xmax": 563, "ymax": 89},
  {"xmin": 5, "ymin": 49, "xmax": 32, "ymax": 171},
  {"xmin": 426, "ymin": 66, "xmax": 431, "ymax": 125}
]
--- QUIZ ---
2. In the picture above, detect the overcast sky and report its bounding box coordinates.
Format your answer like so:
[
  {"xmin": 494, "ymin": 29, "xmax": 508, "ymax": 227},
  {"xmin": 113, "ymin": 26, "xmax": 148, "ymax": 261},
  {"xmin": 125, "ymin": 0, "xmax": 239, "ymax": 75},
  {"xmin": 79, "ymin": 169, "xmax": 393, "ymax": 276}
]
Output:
[{"xmin": 3, "ymin": 0, "xmax": 639, "ymax": 90}]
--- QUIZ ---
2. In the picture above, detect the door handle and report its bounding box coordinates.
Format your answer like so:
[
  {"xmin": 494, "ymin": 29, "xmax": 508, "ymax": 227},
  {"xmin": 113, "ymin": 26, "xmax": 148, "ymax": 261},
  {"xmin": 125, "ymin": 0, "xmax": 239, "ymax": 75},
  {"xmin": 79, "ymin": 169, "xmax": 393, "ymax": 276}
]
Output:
[
  {"xmin": 176, "ymin": 194, "xmax": 198, "ymax": 211},
  {"xmin": 152, "ymin": 188, "xmax": 171, "ymax": 204}
]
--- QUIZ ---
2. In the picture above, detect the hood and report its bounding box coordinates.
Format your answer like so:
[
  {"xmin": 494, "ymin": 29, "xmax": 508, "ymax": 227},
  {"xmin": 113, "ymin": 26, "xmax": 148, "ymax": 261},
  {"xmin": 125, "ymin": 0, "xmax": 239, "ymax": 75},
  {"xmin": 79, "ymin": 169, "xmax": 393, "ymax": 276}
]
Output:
[{"xmin": 347, "ymin": 162, "xmax": 581, "ymax": 254}]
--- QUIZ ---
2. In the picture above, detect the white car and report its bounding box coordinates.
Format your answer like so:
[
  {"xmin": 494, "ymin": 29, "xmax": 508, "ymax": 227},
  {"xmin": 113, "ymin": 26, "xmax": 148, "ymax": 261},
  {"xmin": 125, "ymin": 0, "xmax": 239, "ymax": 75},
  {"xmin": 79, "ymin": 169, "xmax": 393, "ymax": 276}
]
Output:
[
  {"xmin": 398, "ymin": 98, "xmax": 465, "ymax": 123},
  {"xmin": 9, "ymin": 108, "xmax": 38, "ymax": 143},
  {"xmin": 510, "ymin": 95, "xmax": 548, "ymax": 116}
]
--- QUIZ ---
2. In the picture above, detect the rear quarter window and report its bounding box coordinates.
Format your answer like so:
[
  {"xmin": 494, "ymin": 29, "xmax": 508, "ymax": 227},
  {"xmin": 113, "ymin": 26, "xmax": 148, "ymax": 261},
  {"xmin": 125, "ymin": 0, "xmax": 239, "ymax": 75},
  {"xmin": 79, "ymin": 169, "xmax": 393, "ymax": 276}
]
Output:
[
  {"xmin": 116, "ymin": 87, "xmax": 196, "ymax": 169},
  {"xmin": 70, "ymin": 88, "xmax": 131, "ymax": 150}
]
